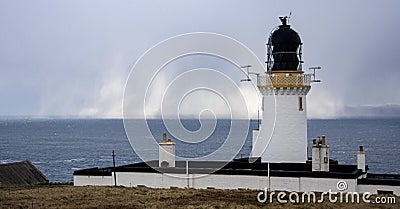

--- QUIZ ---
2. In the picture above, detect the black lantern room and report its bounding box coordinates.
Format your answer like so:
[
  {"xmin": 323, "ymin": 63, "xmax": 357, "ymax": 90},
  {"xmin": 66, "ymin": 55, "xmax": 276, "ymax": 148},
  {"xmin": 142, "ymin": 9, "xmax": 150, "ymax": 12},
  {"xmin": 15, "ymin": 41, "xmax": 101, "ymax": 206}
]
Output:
[{"xmin": 266, "ymin": 16, "xmax": 303, "ymax": 72}]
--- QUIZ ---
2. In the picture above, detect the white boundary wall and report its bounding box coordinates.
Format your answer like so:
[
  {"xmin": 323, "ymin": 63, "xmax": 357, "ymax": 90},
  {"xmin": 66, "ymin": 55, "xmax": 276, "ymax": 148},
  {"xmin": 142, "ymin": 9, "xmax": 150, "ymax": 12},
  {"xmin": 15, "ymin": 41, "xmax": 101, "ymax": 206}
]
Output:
[
  {"xmin": 74, "ymin": 172, "xmax": 365, "ymax": 193},
  {"xmin": 75, "ymin": 172, "xmax": 400, "ymax": 195},
  {"xmin": 74, "ymin": 175, "xmax": 113, "ymax": 186},
  {"xmin": 358, "ymin": 184, "xmax": 400, "ymax": 196}
]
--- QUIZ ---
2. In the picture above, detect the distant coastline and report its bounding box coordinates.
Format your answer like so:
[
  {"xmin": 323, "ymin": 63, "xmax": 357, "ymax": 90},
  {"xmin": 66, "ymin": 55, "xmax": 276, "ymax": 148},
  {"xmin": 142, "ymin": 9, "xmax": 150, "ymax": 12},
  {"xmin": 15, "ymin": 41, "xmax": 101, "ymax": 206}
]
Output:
[{"xmin": 1, "ymin": 104, "xmax": 400, "ymax": 121}]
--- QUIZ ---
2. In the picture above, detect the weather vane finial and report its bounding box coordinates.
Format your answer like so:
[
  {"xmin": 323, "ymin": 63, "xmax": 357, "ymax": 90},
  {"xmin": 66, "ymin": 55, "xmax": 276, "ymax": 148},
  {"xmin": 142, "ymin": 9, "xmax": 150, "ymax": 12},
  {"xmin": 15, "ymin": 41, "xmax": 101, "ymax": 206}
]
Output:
[
  {"xmin": 279, "ymin": 16, "xmax": 288, "ymax": 26},
  {"xmin": 279, "ymin": 12, "xmax": 292, "ymax": 26}
]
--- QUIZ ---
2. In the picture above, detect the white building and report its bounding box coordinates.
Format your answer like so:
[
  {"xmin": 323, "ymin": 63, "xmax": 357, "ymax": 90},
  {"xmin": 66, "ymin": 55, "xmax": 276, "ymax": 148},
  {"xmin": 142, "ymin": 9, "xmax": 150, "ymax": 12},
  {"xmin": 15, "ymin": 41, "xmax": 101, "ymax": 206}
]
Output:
[{"xmin": 74, "ymin": 17, "xmax": 400, "ymax": 195}]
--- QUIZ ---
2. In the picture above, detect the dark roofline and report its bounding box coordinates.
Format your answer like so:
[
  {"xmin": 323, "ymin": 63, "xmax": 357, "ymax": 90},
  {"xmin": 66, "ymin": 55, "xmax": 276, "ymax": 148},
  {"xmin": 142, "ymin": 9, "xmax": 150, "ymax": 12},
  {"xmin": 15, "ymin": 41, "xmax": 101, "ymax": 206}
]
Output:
[
  {"xmin": 358, "ymin": 173, "xmax": 400, "ymax": 186},
  {"xmin": 74, "ymin": 159, "xmax": 363, "ymax": 179}
]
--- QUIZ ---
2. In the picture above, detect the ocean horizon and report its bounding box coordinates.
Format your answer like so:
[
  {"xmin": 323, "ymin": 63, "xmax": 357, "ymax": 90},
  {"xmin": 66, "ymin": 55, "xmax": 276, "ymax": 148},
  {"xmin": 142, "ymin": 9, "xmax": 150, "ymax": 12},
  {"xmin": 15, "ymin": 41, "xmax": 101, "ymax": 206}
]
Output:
[{"xmin": 1, "ymin": 117, "xmax": 399, "ymax": 182}]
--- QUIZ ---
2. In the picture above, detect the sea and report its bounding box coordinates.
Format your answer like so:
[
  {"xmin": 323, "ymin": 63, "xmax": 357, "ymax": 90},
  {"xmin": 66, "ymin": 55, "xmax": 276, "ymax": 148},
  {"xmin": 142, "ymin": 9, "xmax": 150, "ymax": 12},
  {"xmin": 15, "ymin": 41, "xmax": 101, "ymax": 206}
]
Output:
[{"xmin": 0, "ymin": 118, "xmax": 399, "ymax": 182}]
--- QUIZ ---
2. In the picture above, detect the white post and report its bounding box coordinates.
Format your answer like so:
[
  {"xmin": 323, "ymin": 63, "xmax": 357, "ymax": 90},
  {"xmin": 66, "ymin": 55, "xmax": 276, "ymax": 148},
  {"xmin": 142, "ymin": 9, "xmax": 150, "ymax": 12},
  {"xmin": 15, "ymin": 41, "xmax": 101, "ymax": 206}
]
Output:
[
  {"xmin": 267, "ymin": 162, "xmax": 270, "ymax": 191},
  {"xmin": 186, "ymin": 160, "xmax": 189, "ymax": 188}
]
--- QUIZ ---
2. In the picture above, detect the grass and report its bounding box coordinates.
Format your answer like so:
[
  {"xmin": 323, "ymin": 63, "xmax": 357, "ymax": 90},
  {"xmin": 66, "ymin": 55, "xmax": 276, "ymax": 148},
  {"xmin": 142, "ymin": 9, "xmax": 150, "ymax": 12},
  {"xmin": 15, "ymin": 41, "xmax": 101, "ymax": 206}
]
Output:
[{"xmin": 0, "ymin": 185, "xmax": 398, "ymax": 208}]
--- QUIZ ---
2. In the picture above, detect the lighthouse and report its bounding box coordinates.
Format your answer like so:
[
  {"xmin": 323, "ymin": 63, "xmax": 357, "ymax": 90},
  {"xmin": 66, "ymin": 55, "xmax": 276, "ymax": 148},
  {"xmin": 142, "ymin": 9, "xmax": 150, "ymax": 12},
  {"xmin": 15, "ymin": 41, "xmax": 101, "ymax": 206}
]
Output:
[{"xmin": 252, "ymin": 17, "xmax": 312, "ymax": 163}]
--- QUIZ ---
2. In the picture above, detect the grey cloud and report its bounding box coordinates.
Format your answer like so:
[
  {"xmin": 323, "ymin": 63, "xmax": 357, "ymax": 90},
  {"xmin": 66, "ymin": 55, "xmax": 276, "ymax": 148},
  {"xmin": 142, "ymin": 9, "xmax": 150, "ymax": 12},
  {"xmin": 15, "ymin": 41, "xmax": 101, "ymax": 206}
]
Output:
[{"xmin": 0, "ymin": 0, "xmax": 399, "ymax": 118}]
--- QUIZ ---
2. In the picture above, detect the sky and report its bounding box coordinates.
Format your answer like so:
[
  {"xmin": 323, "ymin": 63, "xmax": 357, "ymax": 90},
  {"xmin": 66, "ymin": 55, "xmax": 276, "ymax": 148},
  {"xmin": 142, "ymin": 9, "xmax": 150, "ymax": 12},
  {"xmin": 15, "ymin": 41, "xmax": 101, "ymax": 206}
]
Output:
[{"xmin": 0, "ymin": 0, "xmax": 399, "ymax": 118}]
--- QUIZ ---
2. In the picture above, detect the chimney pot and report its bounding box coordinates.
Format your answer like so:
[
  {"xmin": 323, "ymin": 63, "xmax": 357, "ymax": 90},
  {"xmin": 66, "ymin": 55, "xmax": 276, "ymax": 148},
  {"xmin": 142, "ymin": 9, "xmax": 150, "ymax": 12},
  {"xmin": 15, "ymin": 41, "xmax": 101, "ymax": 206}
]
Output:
[
  {"xmin": 313, "ymin": 139, "xmax": 317, "ymax": 145},
  {"xmin": 321, "ymin": 135, "xmax": 326, "ymax": 145}
]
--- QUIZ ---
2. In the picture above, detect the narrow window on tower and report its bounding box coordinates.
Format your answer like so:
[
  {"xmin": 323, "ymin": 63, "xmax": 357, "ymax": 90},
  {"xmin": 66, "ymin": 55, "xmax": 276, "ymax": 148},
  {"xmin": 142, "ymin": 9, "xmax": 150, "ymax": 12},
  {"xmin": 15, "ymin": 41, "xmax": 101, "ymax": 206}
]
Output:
[
  {"xmin": 298, "ymin": 97, "xmax": 303, "ymax": 111},
  {"xmin": 262, "ymin": 97, "xmax": 264, "ymax": 111}
]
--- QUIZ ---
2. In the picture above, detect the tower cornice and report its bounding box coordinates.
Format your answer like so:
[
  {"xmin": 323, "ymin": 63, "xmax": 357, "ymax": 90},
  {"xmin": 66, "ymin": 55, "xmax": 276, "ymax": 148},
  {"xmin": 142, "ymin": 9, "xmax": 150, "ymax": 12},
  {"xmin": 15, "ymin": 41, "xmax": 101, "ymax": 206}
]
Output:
[
  {"xmin": 257, "ymin": 73, "xmax": 312, "ymax": 89},
  {"xmin": 269, "ymin": 70, "xmax": 304, "ymax": 74}
]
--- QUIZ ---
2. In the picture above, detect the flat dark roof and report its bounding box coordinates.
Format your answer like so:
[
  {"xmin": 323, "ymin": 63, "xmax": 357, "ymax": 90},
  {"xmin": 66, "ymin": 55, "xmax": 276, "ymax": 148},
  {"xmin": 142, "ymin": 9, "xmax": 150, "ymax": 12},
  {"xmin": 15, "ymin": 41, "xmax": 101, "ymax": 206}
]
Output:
[
  {"xmin": 358, "ymin": 173, "xmax": 400, "ymax": 186},
  {"xmin": 74, "ymin": 158, "xmax": 364, "ymax": 179}
]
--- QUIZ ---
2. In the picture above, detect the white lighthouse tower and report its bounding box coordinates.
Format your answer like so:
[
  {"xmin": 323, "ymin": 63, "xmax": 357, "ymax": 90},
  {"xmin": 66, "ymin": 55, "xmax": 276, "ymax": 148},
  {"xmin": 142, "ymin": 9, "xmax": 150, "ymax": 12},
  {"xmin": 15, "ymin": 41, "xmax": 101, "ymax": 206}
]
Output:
[{"xmin": 252, "ymin": 17, "xmax": 312, "ymax": 163}]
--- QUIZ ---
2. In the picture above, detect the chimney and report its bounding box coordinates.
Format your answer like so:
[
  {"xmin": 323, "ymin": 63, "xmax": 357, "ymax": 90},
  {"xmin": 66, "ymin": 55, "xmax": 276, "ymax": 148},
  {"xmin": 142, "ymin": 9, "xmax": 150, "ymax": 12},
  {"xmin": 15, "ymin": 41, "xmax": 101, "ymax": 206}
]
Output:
[
  {"xmin": 311, "ymin": 139, "xmax": 321, "ymax": 172},
  {"xmin": 320, "ymin": 135, "xmax": 329, "ymax": 172},
  {"xmin": 312, "ymin": 135, "xmax": 330, "ymax": 172},
  {"xmin": 159, "ymin": 133, "xmax": 176, "ymax": 168},
  {"xmin": 357, "ymin": 146, "xmax": 366, "ymax": 179}
]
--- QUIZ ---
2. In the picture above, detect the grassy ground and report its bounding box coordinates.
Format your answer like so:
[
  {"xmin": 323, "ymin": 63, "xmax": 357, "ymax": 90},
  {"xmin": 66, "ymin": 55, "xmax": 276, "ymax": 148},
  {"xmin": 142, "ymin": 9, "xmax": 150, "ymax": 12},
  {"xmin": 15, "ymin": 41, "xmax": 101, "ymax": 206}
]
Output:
[{"xmin": 0, "ymin": 185, "xmax": 398, "ymax": 209}]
